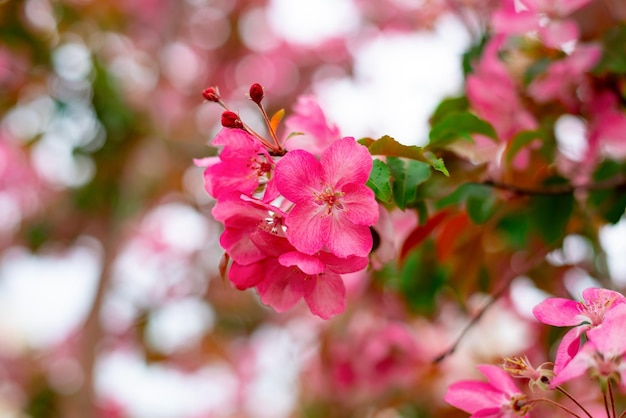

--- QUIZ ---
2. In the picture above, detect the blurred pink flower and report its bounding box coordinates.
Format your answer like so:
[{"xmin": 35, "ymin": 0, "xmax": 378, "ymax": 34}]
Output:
[
  {"xmin": 445, "ymin": 364, "xmax": 532, "ymax": 417},
  {"xmin": 533, "ymin": 288, "xmax": 626, "ymax": 373},
  {"xmin": 467, "ymin": 35, "xmax": 537, "ymax": 143},
  {"xmin": 274, "ymin": 137, "xmax": 378, "ymax": 258},
  {"xmin": 528, "ymin": 44, "xmax": 601, "ymax": 109},
  {"xmin": 284, "ymin": 95, "xmax": 341, "ymax": 155}
]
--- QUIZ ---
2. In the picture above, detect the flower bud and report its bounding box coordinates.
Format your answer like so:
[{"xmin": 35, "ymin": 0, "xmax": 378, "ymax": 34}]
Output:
[
  {"xmin": 221, "ymin": 111, "xmax": 244, "ymax": 129},
  {"xmin": 202, "ymin": 87, "xmax": 220, "ymax": 102},
  {"xmin": 249, "ymin": 83, "xmax": 264, "ymax": 104}
]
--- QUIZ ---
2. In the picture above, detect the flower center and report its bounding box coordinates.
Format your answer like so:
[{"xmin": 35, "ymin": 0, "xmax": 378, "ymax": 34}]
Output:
[
  {"xmin": 313, "ymin": 185, "xmax": 345, "ymax": 215},
  {"xmin": 247, "ymin": 156, "xmax": 273, "ymax": 178},
  {"xmin": 582, "ymin": 294, "xmax": 618, "ymax": 325}
]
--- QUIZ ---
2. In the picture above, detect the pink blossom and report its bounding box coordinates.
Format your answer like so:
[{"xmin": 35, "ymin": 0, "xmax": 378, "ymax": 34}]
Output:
[
  {"xmin": 445, "ymin": 364, "xmax": 532, "ymax": 417},
  {"xmin": 467, "ymin": 35, "xmax": 537, "ymax": 143},
  {"xmin": 532, "ymin": 287, "xmax": 626, "ymax": 373},
  {"xmin": 211, "ymin": 192, "xmax": 286, "ymax": 266},
  {"xmin": 229, "ymin": 230, "xmax": 368, "ymax": 319},
  {"xmin": 586, "ymin": 90, "xmax": 626, "ymax": 160},
  {"xmin": 203, "ymin": 128, "xmax": 278, "ymax": 202},
  {"xmin": 528, "ymin": 44, "xmax": 601, "ymax": 109},
  {"xmin": 274, "ymin": 137, "xmax": 378, "ymax": 258},
  {"xmin": 550, "ymin": 303, "xmax": 626, "ymax": 387},
  {"xmin": 284, "ymin": 95, "xmax": 341, "ymax": 155}
]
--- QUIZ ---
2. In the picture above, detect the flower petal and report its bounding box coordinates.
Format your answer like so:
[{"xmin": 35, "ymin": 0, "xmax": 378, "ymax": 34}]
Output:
[
  {"xmin": 284, "ymin": 200, "xmax": 330, "ymax": 255},
  {"xmin": 228, "ymin": 261, "xmax": 264, "ymax": 290},
  {"xmin": 326, "ymin": 215, "xmax": 373, "ymax": 258},
  {"xmin": 478, "ymin": 364, "xmax": 520, "ymax": 396},
  {"xmin": 320, "ymin": 137, "xmax": 372, "ymax": 189},
  {"xmin": 553, "ymin": 327, "xmax": 585, "ymax": 374},
  {"xmin": 341, "ymin": 183, "xmax": 378, "ymax": 226},
  {"xmin": 274, "ymin": 149, "xmax": 323, "ymax": 203},
  {"xmin": 256, "ymin": 263, "xmax": 307, "ymax": 312},
  {"xmin": 532, "ymin": 298, "xmax": 582, "ymax": 326},
  {"xmin": 303, "ymin": 272, "xmax": 346, "ymax": 319},
  {"xmin": 444, "ymin": 381, "xmax": 504, "ymax": 414},
  {"xmin": 279, "ymin": 251, "xmax": 325, "ymax": 275}
]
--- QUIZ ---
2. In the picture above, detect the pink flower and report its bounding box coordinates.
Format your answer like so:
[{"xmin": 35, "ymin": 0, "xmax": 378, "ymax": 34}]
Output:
[
  {"xmin": 445, "ymin": 364, "xmax": 532, "ymax": 417},
  {"xmin": 532, "ymin": 287, "xmax": 626, "ymax": 373},
  {"xmin": 466, "ymin": 35, "xmax": 537, "ymax": 143},
  {"xmin": 203, "ymin": 128, "xmax": 278, "ymax": 202},
  {"xmin": 284, "ymin": 95, "xmax": 341, "ymax": 155},
  {"xmin": 528, "ymin": 44, "xmax": 601, "ymax": 109},
  {"xmin": 229, "ymin": 230, "xmax": 368, "ymax": 319},
  {"xmin": 274, "ymin": 137, "xmax": 378, "ymax": 258},
  {"xmin": 211, "ymin": 192, "xmax": 286, "ymax": 265},
  {"xmin": 551, "ymin": 303, "xmax": 626, "ymax": 387}
]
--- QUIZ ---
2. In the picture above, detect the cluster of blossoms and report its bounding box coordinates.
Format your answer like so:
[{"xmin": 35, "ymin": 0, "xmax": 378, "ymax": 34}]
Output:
[
  {"xmin": 445, "ymin": 287, "xmax": 626, "ymax": 417},
  {"xmin": 197, "ymin": 84, "xmax": 379, "ymax": 319}
]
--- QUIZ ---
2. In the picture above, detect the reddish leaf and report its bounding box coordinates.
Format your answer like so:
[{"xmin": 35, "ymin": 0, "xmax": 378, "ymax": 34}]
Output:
[
  {"xmin": 400, "ymin": 210, "xmax": 449, "ymax": 261},
  {"xmin": 435, "ymin": 212, "xmax": 470, "ymax": 261}
]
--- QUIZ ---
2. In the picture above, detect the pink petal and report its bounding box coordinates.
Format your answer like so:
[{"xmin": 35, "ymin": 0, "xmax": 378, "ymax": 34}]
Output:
[
  {"xmin": 444, "ymin": 381, "xmax": 505, "ymax": 414},
  {"xmin": 553, "ymin": 327, "xmax": 585, "ymax": 374},
  {"xmin": 341, "ymin": 183, "xmax": 379, "ymax": 226},
  {"xmin": 274, "ymin": 149, "xmax": 323, "ymax": 203},
  {"xmin": 582, "ymin": 287, "xmax": 626, "ymax": 307},
  {"xmin": 319, "ymin": 252, "xmax": 369, "ymax": 274},
  {"xmin": 228, "ymin": 261, "xmax": 264, "ymax": 290},
  {"xmin": 212, "ymin": 127, "xmax": 257, "ymax": 150},
  {"xmin": 284, "ymin": 95, "xmax": 341, "ymax": 155},
  {"xmin": 532, "ymin": 298, "xmax": 582, "ymax": 326},
  {"xmin": 303, "ymin": 272, "xmax": 346, "ymax": 319},
  {"xmin": 219, "ymin": 226, "xmax": 265, "ymax": 264},
  {"xmin": 284, "ymin": 200, "xmax": 330, "ymax": 255},
  {"xmin": 320, "ymin": 137, "xmax": 372, "ymax": 189},
  {"xmin": 279, "ymin": 251, "xmax": 326, "ymax": 275},
  {"xmin": 478, "ymin": 364, "xmax": 519, "ymax": 396},
  {"xmin": 587, "ymin": 304, "xmax": 626, "ymax": 356},
  {"xmin": 539, "ymin": 20, "xmax": 579, "ymax": 49},
  {"xmin": 249, "ymin": 230, "xmax": 294, "ymax": 258},
  {"xmin": 551, "ymin": 343, "xmax": 595, "ymax": 387},
  {"xmin": 256, "ymin": 263, "xmax": 307, "ymax": 312},
  {"xmin": 326, "ymin": 214, "xmax": 373, "ymax": 258}
]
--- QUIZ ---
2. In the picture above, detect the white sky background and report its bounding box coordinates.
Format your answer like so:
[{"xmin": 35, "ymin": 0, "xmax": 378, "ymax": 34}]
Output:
[{"xmin": 1, "ymin": 0, "xmax": 625, "ymax": 417}]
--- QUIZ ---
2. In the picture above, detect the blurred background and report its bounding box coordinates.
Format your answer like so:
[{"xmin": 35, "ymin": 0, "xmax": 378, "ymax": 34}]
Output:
[{"xmin": 2, "ymin": 0, "xmax": 625, "ymax": 417}]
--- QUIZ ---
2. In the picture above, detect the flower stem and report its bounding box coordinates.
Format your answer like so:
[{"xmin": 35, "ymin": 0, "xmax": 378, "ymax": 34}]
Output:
[
  {"xmin": 530, "ymin": 397, "xmax": 583, "ymax": 418},
  {"xmin": 609, "ymin": 381, "xmax": 617, "ymax": 418},
  {"xmin": 604, "ymin": 389, "xmax": 612, "ymax": 418},
  {"xmin": 556, "ymin": 387, "xmax": 594, "ymax": 418}
]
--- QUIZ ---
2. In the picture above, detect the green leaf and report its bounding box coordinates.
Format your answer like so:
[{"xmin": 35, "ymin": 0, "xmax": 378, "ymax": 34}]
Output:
[
  {"xmin": 435, "ymin": 183, "xmax": 496, "ymax": 224},
  {"xmin": 366, "ymin": 159, "xmax": 393, "ymax": 203},
  {"xmin": 530, "ymin": 193, "xmax": 574, "ymax": 244},
  {"xmin": 587, "ymin": 160, "xmax": 626, "ymax": 223},
  {"xmin": 428, "ymin": 111, "xmax": 497, "ymax": 149},
  {"xmin": 506, "ymin": 130, "xmax": 546, "ymax": 164},
  {"xmin": 387, "ymin": 157, "xmax": 431, "ymax": 210},
  {"xmin": 359, "ymin": 135, "xmax": 449, "ymax": 176},
  {"xmin": 595, "ymin": 24, "xmax": 626, "ymax": 74},
  {"xmin": 430, "ymin": 96, "xmax": 469, "ymax": 125}
]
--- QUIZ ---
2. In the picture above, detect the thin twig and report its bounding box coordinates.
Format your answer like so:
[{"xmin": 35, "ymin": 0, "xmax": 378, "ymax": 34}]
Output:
[
  {"xmin": 433, "ymin": 250, "xmax": 547, "ymax": 363},
  {"xmin": 556, "ymin": 386, "xmax": 594, "ymax": 418},
  {"xmin": 478, "ymin": 175, "xmax": 626, "ymax": 197}
]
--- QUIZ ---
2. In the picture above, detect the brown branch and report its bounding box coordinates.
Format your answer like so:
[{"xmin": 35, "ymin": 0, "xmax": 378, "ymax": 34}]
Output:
[
  {"xmin": 433, "ymin": 250, "xmax": 548, "ymax": 364},
  {"xmin": 478, "ymin": 175, "xmax": 626, "ymax": 196}
]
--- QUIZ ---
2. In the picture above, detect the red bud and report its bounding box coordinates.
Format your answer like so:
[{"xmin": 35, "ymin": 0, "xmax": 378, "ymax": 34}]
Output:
[
  {"xmin": 221, "ymin": 111, "xmax": 244, "ymax": 129},
  {"xmin": 202, "ymin": 87, "xmax": 220, "ymax": 102},
  {"xmin": 249, "ymin": 83, "xmax": 264, "ymax": 104}
]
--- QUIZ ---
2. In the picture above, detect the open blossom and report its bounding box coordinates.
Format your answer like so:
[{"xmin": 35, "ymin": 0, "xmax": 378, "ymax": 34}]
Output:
[
  {"xmin": 274, "ymin": 137, "xmax": 378, "ymax": 258},
  {"xmin": 532, "ymin": 287, "xmax": 626, "ymax": 373},
  {"xmin": 211, "ymin": 192, "xmax": 286, "ymax": 266},
  {"xmin": 445, "ymin": 364, "xmax": 532, "ymax": 417},
  {"xmin": 229, "ymin": 230, "xmax": 368, "ymax": 319},
  {"xmin": 550, "ymin": 303, "xmax": 626, "ymax": 387},
  {"xmin": 203, "ymin": 128, "xmax": 279, "ymax": 202}
]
